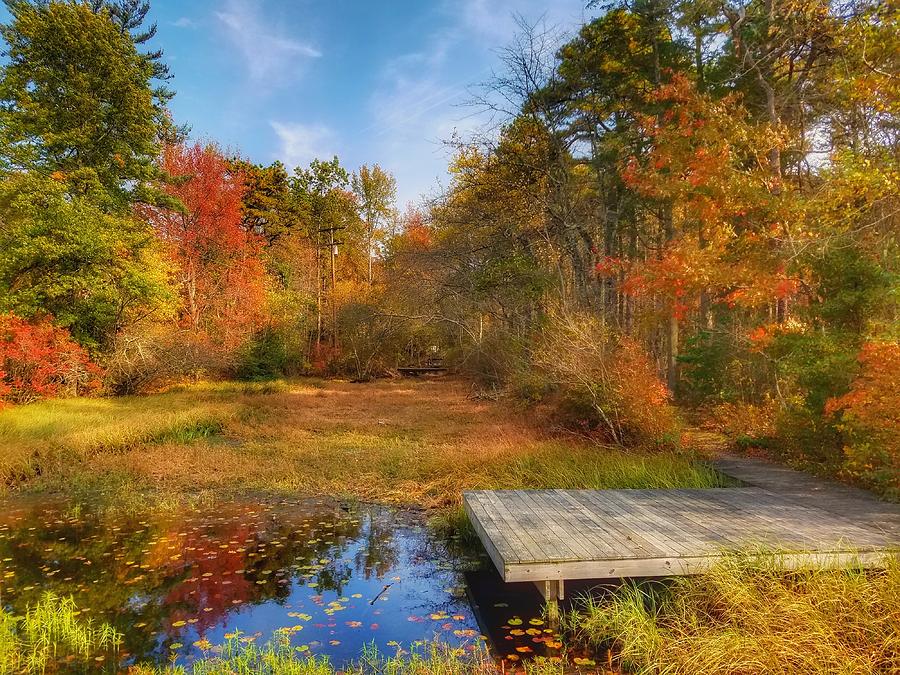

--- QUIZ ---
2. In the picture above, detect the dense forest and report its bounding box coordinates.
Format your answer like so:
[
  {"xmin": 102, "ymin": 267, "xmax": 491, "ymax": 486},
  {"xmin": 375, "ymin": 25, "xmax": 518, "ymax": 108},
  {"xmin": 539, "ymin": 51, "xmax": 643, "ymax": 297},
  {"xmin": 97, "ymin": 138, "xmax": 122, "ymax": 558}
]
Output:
[{"xmin": 0, "ymin": 0, "xmax": 897, "ymax": 500}]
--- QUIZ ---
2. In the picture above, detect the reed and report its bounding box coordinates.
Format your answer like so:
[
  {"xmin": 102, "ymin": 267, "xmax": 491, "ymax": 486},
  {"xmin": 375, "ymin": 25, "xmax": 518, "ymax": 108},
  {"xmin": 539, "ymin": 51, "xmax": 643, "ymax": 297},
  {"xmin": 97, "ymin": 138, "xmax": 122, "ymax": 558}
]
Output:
[
  {"xmin": 565, "ymin": 554, "xmax": 900, "ymax": 673},
  {"xmin": 0, "ymin": 592, "xmax": 122, "ymax": 672},
  {"xmin": 132, "ymin": 638, "xmax": 569, "ymax": 674}
]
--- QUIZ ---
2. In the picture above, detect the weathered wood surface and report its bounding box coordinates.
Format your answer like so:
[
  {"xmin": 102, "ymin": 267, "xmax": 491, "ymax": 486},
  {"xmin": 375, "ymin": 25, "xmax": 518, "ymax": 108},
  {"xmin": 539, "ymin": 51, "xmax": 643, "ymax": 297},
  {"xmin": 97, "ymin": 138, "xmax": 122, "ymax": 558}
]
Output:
[
  {"xmin": 396, "ymin": 366, "xmax": 448, "ymax": 376},
  {"xmin": 714, "ymin": 454, "xmax": 900, "ymax": 537},
  {"xmin": 464, "ymin": 459, "xmax": 900, "ymax": 582}
]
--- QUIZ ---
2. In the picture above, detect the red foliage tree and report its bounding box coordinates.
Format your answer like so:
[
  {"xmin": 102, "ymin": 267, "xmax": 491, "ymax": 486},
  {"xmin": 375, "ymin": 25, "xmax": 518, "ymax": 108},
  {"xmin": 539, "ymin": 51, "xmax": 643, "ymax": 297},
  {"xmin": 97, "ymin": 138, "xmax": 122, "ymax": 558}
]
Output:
[
  {"xmin": 148, "ymin": 143, "xmax": 268, "ymax": 351},
  {"xmin": 0, "ymin": 313, "xmax": 102, "ymax": 405}
]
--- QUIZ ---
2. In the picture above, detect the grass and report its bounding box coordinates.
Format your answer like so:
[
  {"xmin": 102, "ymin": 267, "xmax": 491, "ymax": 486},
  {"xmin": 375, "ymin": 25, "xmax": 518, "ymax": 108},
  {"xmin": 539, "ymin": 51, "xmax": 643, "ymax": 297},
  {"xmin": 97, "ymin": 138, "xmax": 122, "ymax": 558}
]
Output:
[
  {"xmin": 0, "ymin": 384, "xmax": 246, "ymax": 487},
  {"xmin": 130, "ymin": 636, "xmax": 570, "ymax": 675},
  {"xmin": 0, "ymin": 377, "xmax": 728, "ymax": 510},
  {"xmin": 565, "ymin": 554, "xmax": 900, "ymax": 674},
  {"xmin": 0, "ymin": 592, "xmax": 122, "ymax": 673},
  {"xmin": 1, "ymin": 597, "xmax": 513, "ymax": 674}
]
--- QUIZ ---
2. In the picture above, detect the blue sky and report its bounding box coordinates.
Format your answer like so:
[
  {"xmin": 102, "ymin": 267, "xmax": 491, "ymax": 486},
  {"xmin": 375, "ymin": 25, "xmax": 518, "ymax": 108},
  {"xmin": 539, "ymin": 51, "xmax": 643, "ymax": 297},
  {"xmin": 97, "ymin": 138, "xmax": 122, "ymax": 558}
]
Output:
[{"xmin": 129, "ymin": 0, "xmax": 591, "ymax": 206}]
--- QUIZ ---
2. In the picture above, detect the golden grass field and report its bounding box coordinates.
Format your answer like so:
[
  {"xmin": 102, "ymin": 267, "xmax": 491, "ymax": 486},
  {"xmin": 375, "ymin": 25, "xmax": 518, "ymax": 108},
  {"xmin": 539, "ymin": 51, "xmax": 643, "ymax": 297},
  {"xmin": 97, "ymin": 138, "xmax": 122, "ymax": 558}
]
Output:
[{"xmin": 0, "ymin": 377, "xmax": 724, "ymax": 509}]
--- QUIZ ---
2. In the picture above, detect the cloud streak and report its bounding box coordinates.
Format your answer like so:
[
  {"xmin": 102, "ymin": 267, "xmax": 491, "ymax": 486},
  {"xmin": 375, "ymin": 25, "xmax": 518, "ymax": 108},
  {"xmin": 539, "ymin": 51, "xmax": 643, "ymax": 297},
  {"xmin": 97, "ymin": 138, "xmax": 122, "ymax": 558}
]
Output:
[
  {"xmin": 457, "ymin": 0, "xmax": 585, "ymax": 44},
  {"xmin": 215, "ymin": 0, "xmax": 321, "ymax": 83}
]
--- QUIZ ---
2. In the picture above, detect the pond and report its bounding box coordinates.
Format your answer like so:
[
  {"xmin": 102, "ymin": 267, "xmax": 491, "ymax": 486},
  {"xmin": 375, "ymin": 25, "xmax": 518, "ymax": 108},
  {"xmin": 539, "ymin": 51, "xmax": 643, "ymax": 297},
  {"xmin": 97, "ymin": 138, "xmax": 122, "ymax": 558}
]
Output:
[{"xmin": 0, "ymin": 496, "xmax": 600, "ymax": 671}]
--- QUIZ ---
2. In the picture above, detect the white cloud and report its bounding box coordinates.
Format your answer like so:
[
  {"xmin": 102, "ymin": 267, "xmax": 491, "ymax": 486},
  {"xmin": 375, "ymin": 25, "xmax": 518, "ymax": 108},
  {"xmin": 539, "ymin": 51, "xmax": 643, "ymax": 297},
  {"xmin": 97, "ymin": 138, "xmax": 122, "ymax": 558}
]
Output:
[
  {"xmin": 173, "ymin": 16, "xmax": 196, "ymax": 29},
  {"xmin": 364, "ymin": 36, "xmax": 490, "ymax": 206},
  {"xmin": 215, "ymin": 0, "xmax": 321, "ymax": 83},
  {"xmin": 270, "ymin": 122, "xmax": 336, "ymax": 169},
  {"xmin": 460, "ymin": 0, "xmax": 515, "ymax": 42},
  {"xmin": 360, "ymin": 0, "xmax": 587, "ymax": 206}
]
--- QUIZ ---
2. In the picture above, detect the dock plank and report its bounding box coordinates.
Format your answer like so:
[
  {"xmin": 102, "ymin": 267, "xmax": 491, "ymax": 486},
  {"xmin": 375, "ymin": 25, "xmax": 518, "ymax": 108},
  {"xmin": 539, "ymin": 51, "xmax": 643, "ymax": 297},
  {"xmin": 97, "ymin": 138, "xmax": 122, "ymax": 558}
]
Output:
[{"xmin": 463, "ymin": 470, "xmax": 900, "ymax": 583}]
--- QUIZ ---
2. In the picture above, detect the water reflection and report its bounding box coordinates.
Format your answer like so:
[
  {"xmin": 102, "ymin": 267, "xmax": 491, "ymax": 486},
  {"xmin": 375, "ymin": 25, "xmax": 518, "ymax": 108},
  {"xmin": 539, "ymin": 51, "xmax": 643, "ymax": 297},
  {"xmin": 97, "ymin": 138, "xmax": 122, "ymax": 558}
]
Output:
[
  {"xmin": 0, "ymin": 497, "xmax": 482, "ymax": 669},
  {"xmin": 0, "ymin": 496, "xmax": 601, "ymax": 672}
]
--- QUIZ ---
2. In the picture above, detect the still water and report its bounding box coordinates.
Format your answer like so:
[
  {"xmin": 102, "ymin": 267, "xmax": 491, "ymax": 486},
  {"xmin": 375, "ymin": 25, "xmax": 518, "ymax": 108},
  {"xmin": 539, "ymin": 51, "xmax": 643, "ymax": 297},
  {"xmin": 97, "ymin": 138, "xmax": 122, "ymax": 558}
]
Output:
[{"xmin": 0, "ymin": 496, "xmax": 594, "ymax": 671}]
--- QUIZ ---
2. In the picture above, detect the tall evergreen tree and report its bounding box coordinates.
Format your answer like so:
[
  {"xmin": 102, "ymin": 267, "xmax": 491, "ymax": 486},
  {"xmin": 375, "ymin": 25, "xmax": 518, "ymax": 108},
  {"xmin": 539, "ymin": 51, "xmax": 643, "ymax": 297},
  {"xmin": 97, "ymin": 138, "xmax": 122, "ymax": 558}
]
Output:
[{"xmin": 0, "ymin": 0, "xmax": 172, "ymax": 209}]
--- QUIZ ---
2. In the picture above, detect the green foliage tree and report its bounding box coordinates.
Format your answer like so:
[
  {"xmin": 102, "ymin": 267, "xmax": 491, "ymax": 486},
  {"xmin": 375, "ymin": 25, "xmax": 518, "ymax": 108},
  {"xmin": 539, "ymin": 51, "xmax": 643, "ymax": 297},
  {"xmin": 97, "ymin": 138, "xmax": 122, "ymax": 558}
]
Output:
[
  {"xmin": 92, "ymin": 0, "xmax": 173, "ymax": 95},
  {"xmin": 230, "ymin": 159, "xmax": 297, "ymax": 243},
  {"xmin": 291, "ymin": 157, "xmax": 364, "ymax": 347},
  {"xmin": 0, "ymin": 174, "xmax": 174, "ymax": 348},
  {"xmin": 352, "ymin": 164, "xmax": 397, "ymax": 284},
  {"xmin": 0, "ymin": 0, "xmax": 171, "ymax": 210}
]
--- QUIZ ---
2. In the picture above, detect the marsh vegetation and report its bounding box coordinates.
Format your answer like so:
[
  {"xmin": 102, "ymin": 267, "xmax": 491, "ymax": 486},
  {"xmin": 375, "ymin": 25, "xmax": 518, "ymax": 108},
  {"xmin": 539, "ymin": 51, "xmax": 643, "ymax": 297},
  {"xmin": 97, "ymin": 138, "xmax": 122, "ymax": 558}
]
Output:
[{"xmin": 1, "ymin": 379, "xmax": 896, "ymax": 673}]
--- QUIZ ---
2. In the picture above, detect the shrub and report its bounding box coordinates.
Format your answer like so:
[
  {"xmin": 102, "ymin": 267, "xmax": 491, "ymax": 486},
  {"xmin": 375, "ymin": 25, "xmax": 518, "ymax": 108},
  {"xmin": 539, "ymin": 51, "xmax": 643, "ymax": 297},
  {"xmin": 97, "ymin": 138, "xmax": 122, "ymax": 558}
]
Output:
[
  {"xmin": 759, "ymin": 328, "xmax": 859, "ymax": 471},
  {"xmin": 703, "ymin": 399, "xmax": 778, "ymax": 441},
  {"xmin": 825, "ymin": 341, "xmax": 900, "ymax": 499},
  {"xmin": 308, "ymin": 342, "xmax": 342, "ymax": 376},
  {"xmin": 102, "ymin": 325, "xmax": 236, "ymax": 394},
  {"xmin": 236, "ymin": 327, "xmax": 290, "ymax": 381},
  {"xmin": 333, "ymin": 302, "xmax": 440, "ymax": 380},
  {"xmin": 678, "ymin": 328, "xmax": 773, "ymax": 405},
  {"xmin": 334, "ymin": 302, "xmax": 397, "ymax": 380},
  {"xmin": 0, "ymin": 313, "xmax": 101, "ymax": 405},
  {"xmin": 534, "ymin": 313, "xmax": 679, "ymax": 445}
]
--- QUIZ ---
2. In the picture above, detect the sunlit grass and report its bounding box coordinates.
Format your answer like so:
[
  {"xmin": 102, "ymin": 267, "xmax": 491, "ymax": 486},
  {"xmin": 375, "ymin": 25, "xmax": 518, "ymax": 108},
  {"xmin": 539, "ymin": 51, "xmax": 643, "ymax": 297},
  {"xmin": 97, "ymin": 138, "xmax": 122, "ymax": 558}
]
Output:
[
  {"xmin": 0, "ymin": 592, "xmax": 122, "ymax": 672},
  {"xmin": 0, "ymin": 378, "xmax": 727, "ymax": 510},
  {"xmin": 565, "ymin": 554, "xmax": 900, "ymax": 673},
  {"xmin": 0, "ymin": 385, "xmax": 245, "ymax": 487}
]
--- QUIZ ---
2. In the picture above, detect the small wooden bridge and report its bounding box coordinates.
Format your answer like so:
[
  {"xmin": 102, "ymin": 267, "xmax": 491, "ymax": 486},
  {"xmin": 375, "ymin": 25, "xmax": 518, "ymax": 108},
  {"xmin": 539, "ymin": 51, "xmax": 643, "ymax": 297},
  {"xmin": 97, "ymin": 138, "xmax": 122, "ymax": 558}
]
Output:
[{"xmin": 463, "ymin": 456, "xmax": 900, "ymax": 612}]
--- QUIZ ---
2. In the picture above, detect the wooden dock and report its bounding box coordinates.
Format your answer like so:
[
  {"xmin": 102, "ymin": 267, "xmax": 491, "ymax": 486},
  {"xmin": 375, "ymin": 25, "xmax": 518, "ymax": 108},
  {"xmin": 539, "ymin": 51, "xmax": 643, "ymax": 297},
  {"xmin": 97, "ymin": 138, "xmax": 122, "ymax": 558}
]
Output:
[{"xmin": 463, "ymin": 457, "xmax": 899, "ymax": 607}]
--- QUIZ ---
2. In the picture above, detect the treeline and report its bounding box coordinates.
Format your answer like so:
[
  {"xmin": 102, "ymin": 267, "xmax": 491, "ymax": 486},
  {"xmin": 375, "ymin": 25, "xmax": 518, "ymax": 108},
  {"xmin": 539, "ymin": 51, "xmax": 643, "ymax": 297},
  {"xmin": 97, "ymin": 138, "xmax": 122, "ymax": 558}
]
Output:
[
  {"xmin": 378, "ymin": 0, "xmax": 899, "ymax": 495},
  {"xmin": 0, "ymin": 0, "xmax": 398, "ymax": 398},
  {"xmin": 0, "ymin": 0, "xmax": 896, "ymax": 496}
]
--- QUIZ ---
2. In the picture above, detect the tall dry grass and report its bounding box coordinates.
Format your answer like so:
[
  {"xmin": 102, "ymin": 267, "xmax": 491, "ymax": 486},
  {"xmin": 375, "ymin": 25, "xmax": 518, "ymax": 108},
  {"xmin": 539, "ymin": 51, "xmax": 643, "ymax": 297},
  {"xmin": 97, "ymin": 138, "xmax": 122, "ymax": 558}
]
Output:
[{"xmin": 567, "ymin": 554, "xmax": 900, "ymax": 674}]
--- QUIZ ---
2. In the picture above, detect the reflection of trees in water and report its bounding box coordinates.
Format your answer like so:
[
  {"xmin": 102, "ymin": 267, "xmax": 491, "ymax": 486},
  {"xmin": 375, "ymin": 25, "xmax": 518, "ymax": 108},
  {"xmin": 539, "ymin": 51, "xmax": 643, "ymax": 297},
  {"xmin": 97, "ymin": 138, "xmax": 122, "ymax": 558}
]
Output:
[
  {"xmin": 353, "ymin": 509, "xmax": 399, "ymax": 580},
  {"xmin": 0, "ymin": 499, "xmax": 365, "ymax": 664}
]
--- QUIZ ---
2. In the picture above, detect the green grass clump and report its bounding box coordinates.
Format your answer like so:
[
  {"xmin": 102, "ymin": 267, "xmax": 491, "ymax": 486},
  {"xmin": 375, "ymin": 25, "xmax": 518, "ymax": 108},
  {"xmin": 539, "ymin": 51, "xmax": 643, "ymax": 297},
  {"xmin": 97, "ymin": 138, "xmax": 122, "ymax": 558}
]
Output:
[
  {"xmin": 505, "ymin": 445, "xmax": 734, "ymax": 491},
  {"xmin": 132, "ymin": 637, "xmax": 570, "ymax": 674},
  {"xmin": 0, "ymin": 592, "xmax": 122, "ymax": 672},
  {"xmin": 565, "ymin": 554, "xmax": 900, "ymax": 674},
  {"xmin": 0, "ymin": 385, "xmax": 245, "ymax": 489}
]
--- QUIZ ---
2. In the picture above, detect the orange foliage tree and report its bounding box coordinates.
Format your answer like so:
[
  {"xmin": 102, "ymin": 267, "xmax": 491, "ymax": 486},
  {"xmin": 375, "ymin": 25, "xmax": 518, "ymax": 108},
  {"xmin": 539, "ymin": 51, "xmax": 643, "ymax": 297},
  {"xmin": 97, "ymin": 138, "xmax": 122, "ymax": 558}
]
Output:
[
  {"xmin": 147, "ymin": 143, "xmax": 268, "ymax": 355},
  {"xmin": 0, "ymin": 313, "xmax": 101, "ymax": 405},
  {"xmin": 617, "ymin": 75, "xmax": 798, "ymax": 324},
  {"xmin": 825, "ymin": 342, "xmax": 900, "ymax": 497}
]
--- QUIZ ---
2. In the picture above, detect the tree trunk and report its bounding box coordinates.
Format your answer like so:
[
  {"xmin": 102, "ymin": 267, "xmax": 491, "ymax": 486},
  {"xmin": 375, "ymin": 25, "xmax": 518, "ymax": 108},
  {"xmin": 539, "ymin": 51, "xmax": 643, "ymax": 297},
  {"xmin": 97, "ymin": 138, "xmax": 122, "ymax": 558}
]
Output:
[{"xmin": 662, "ymin": 203, "xmax": 679, "ymax": 394}]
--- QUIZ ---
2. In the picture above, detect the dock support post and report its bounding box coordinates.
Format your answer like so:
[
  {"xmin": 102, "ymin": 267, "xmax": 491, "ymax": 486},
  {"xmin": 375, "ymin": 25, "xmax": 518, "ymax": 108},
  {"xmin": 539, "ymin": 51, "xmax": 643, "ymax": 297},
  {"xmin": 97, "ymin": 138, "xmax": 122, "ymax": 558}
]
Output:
[{"xmin": 534, "ymin": 579, "xmax": 564, "ymax": 627}]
